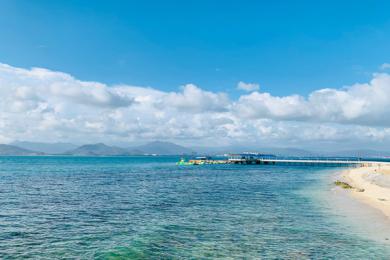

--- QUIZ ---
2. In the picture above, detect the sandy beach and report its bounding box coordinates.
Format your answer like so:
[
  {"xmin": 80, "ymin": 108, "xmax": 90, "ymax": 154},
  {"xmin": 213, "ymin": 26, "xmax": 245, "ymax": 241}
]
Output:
[{"xmin": 340, "ymin": 163, "xmax": 390, "ymax": 219}]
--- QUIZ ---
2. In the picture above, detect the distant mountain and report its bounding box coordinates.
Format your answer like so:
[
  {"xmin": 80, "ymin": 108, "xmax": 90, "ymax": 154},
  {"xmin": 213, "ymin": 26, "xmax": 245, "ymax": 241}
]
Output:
[
  {"xmin": 11, "ymin": 141, "xmax": 77, "ymax": 154},
  {"xmin": 0, "ymin": 144, "xmax": 44, "ymax": 155},
  {"xmin": 65, "ymin": 141, "xmax": 193, "ymax": 156},
  {"xmin": 132, "ymin": 141, "xmax": 194, "ymax": 155},
  {"xmin": 197, "ymin": 146, "xmax": 390, "ymax": 158},
  {"xmin": 4, "ymin": 141, "xmax": 390, "ymax": 158},
  {"xmin": 191, "ymin": 145, "xmax": 317, "ymax": 157},
  {"xmin": 260, "ymin": 147, "xmax": 319, "ymax": 157},
  {"xmin": 65, "ymin": 143, "xmax": 132, "ymax": 156},
  {"xmin": 325, "ymin": 149, "xmax": 390, "ymax": 158}
]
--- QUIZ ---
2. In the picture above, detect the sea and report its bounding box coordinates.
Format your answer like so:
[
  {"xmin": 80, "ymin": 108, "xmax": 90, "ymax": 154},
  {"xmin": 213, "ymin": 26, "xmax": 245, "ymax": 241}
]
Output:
[{"xmin": 0, "ymin": 156, "xmax": 389, "ymax": 259}]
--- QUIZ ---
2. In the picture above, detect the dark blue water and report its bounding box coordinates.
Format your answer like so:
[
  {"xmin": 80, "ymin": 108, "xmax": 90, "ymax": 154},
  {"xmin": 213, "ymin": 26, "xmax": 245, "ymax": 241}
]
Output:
[{"xmin": 0, "ymin": 156, "xmax": 389, "ymax": 259}]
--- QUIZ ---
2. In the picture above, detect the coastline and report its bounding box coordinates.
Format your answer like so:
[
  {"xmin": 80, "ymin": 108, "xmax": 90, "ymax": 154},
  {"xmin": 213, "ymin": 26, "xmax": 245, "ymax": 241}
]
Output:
[{"xmin": 337, "ymin": 163, "xmax": 390, "ymax": 219}]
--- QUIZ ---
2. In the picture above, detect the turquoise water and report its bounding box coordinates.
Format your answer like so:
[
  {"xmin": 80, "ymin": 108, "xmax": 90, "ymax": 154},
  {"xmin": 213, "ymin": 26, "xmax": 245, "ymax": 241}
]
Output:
[{"xmin": 0, "ymin": 156, "xmax": 389, "ymax": 259}]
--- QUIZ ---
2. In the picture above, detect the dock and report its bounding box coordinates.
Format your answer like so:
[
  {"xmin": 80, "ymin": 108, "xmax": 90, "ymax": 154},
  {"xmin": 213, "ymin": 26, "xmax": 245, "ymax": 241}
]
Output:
[
  {"xmin": 226, "ymin": 158, "xmax": 377, "ymax": 167},
  {"xmin": 184, "ymin": 153, "xmax": 383, "ymax": 167}
]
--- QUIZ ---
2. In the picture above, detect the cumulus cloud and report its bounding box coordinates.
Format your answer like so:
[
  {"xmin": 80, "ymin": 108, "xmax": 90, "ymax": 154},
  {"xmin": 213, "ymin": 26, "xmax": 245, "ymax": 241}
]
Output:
[
  {"xmin": 164, "ymin": 84, "xmax": 230, "ymax": 113},
  {"xmin": 237, "ymin": 81, "xmax": 260, "ymax": 92},
  {"xmin": 1, "ymin": 62, "xmax": 390, "ymax": 148},
  {"xmin": 235, "ymin": 73, "xmax": 390, "ymax": 126},
  {"xmin": 234, "ymin": 92, "xmax": 309, "ymax": 120}
]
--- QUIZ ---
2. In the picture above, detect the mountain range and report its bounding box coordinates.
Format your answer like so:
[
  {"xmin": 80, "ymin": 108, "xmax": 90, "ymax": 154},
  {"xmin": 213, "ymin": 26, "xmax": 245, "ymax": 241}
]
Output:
[
  {"xmin": 64, "ymin": 143, "xmax": 133, "ymax": 156},
  {"xmin": 11, "ymin": 141, "xmax": 77, "ymax": 154},
  {"xmin": 0, "ymin": 144, "xmax": 44, "ymax": 155},
  {"xmin": 133, "ymin": 141, "xmax": 193, "ymax": 155},
  {"xmin": 0, "ymin": 141, "xmax": 194, "ymax": 156},
  {"xmin": 1, "ymin": 141, "xmax": 390, "ymax": 157}
]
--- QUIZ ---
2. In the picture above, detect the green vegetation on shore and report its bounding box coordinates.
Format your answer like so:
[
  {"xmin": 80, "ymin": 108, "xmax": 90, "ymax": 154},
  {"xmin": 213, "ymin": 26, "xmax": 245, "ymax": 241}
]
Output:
[
  {"xmin": 334, "ymin": 180, "xmax": 353, "ymax": 189},
  {"xmin": 334, "ymin": 180, "xmax": 365, "ymax": 192}
]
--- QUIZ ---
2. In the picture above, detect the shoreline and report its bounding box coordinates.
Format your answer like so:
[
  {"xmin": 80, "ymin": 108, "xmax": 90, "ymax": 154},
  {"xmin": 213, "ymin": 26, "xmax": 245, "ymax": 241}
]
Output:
[{"xmin": 337, "ymin": 164, "xmax": 390, "ymax": 219}]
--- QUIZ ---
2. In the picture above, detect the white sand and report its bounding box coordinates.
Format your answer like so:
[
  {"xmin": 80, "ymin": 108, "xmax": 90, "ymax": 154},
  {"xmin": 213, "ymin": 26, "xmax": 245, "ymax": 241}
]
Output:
[{"xmin": 340, "ymin": 164, "xmax": 390, "ymax": 219}]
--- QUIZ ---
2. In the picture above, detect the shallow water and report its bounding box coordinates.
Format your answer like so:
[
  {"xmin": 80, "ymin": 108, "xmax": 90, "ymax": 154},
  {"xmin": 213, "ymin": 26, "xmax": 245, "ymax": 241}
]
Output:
[
  {"xmin": 0, "ymin": 156, "xmax": 389, "ymax": 259},
  {"xmin": 303, "ymin": 169, "xmax": 390, "ymax": 246}
]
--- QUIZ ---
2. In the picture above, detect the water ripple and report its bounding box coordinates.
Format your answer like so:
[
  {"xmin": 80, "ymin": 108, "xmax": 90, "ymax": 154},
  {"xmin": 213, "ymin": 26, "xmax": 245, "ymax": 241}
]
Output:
[{"xmin": 0, "ymin": 156, "xmax": 389, "ymax": 259}]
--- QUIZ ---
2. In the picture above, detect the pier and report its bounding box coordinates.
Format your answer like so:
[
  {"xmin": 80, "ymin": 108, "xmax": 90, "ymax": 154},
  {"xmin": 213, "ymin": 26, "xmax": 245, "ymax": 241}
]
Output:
[
  {"xmin": 183, "ymin": 153, "xmax": 382, "ymax": 167},
  {"xmin": 227, "ymin": 158, "xmax": 376, "ymax": 167}
]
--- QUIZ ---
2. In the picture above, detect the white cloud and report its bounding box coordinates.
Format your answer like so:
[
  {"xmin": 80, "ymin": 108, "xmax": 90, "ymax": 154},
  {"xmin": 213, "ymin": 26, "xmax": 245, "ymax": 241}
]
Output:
[
  {"xmin": 1, "ymin": 62, "xmax": 390, "ymax": 148},
  {"xmin": 235, "ymin": 73, "xmax": 390, "ymax": 126},
  {"xmin": 163, "ymin": 84, "xmax": 230, "ymax": 113},
  {"xmin": 237, "ymin": 81, "xmax": 260, "ymax": 92},
  {"xmin": 234, "ymin": 92, "xmax": 309, "ymax": 120}
]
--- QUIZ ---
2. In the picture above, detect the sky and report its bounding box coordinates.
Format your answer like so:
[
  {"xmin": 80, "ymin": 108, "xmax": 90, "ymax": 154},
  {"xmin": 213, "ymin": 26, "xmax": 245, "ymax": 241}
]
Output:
[{"xmin": 1, "ymin": 0, "xmax": 390, "ymax": 150}]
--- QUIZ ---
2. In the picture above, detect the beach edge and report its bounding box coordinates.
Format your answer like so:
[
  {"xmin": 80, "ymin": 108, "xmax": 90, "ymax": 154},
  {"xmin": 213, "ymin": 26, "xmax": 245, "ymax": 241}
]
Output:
[{"xmin": 337, "ymin": 164, "xmax": 390, "ymax": 219}]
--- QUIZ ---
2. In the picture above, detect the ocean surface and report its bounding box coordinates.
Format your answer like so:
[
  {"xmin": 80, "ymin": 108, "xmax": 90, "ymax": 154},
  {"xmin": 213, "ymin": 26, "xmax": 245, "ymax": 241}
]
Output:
[{"xmin": 0, "ymin": 156, "xmax": 389, "ymax": 259}]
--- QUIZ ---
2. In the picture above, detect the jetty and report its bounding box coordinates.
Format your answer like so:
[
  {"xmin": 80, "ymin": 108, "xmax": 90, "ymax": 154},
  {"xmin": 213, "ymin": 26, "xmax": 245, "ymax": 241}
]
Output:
[
  {"xmin": 226, "ymin": 158, "xmax": 375, "ymax": 167},
  {"xmin": 182, "ymin": 153, "xmax": 380, "ymax": 167}
]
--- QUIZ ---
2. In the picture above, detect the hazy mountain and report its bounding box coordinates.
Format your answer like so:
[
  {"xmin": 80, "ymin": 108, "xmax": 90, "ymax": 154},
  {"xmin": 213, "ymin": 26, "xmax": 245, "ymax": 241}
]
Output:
[
  {"xmin": 3, "ymin": 141, "xmax": 389, "ymax": 158},
  {"xmin": 191, "ymin": 145, "xmax": 390, "ymax": 158},
  {"xmin": 198, "ymin": 146, "xmax": 390, "ymax": 158},
  {"xmin": 0, "ymin": 144, "xmax": 44, "ymax": 155},
  {"xmin": 132, "ymin": 141, "xmax": 194, "ymax": 155},
  {"xmin": 260, "ymin": 147, "xmax": 319, "ymax": 157},
  {"xmin": 65, "ymin": 143, "xmax": 132, "ymax": 156},
  {"xmin": 192, "ymin": 145, "xmax": 317, "ymax": 157},
  {"xmin": 11, "ymin": 141, "xmax": 77, "ymax": 154},
  {"xmin": 324, "ymin": 149, "xmax": 390, "ymax": 158}
]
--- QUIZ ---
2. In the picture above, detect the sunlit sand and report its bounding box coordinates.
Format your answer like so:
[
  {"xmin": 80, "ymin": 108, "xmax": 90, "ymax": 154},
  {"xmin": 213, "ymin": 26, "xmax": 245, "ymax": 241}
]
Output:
[{"xmin": 339, "ymin": 164, "xmax": 390, "ymax": 219}]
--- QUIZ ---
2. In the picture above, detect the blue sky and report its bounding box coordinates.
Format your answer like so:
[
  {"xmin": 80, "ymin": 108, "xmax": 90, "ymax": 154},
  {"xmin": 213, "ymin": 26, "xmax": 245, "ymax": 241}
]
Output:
[
  {"xmin": 1, "ymin": 0, "xmax": 390, "ymax": 96},
  {"xmin": 1, "ymin": 1, "xmax": 390, "ymax": 149}
]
